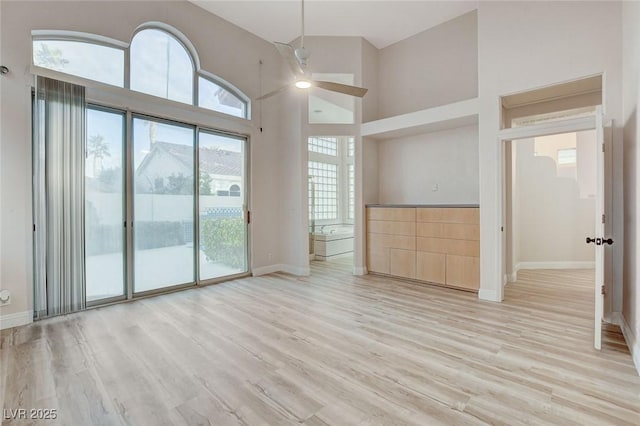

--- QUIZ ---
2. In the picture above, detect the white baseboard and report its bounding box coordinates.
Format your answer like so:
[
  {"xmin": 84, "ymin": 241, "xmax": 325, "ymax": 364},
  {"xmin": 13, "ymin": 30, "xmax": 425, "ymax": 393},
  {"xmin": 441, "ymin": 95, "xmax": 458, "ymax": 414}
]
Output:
[
  {"xmin": 252, "ymin": 264, "xmax": 283, "ymax": 276},
  {"xmin": 478, "ymin": 289, "xmax": 501, "ymax": 302},
  {"xmin": 252, "ymin": 264, "xmax": 310, "ymax": 277},
  {"xmin": 353, "ymin": 266, "xmax": 367, "ymax": 276},
  {"xmin": 607, "ymin": 312, "xmax": 622, "ymax": 326},
  {"xmin": 0, "ymin": 310, "xmax": 33, "ymax": 330},
  {"xmin": 281, "ymin": 264, "xmax": 310, "ymax": 276},
  {"xmin": 508, "ymin": 271, "xmax": 518, "ymax": 283},
  {"xmin": 516, "ymin": 261, "xmax": 595, "ymax": 270},
  {"xmin": 617, "ymin": 313, "xmax": 640, "ymax": 376}
]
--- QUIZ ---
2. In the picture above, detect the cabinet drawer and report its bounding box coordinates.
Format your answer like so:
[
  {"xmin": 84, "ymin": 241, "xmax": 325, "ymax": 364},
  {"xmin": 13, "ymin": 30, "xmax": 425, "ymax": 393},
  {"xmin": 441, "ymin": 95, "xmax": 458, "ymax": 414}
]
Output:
[
  {"xmin": 390, "ymin": 249, "xmax": 416, "ymax": 279},
  {"xmin": 416, "ymin": 208, "xmax": 479, "ymax": 224},
  {"xmin": 416, "ymin": 251, "xmax": 446, "ymax": 284},
  {"xmin": 368, "ymin": 220, "xmax": 416, "ymax": 236},
  {"xmin": 417, "ymin": 237, "xmax": 480, "ymax": 257},
  {"xmin": 446, "ymin": 255, "xmax": 480, "ymax": 290},
  {"xmin": 367, "ymin": 207, "xmax": 415, "ymax": 222},
  {"xmin": 416, "ymin": 222, "xmax": 480, "ymax": 240},
  {"xmin": 367, "ymin": 233, "xmax": 415, "ymax": 251},
  {"xmin": 367, "ymin": 246, "xmax": 389, "ymax": 274}
]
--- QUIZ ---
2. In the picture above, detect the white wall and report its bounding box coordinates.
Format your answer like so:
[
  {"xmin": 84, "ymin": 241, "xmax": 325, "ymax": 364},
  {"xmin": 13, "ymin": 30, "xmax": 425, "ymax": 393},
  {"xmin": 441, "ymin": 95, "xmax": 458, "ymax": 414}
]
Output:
[
  {"xmin": 277, "ymin": 89, "xmax": 307, "ymax": 275},
  {"xmin": 376, "ymin": 125, "xmax": 479, "ymax": 205},
  {"xmin": 361, "ymin": 38, "xmax": 379, "ymax": 124},
  {"xmin": 377, "ymin": 10, "xmax": 477, "ymax": 119},
  {"xmin": 0, "ymin": 0, "xmax": 287, "ymax": 323},
  {"xmin": 477, "ymin": 1, "xmax": 623, "ymax": 303},
  {"xmin": 513, "ymin": 132, "xmax": 595, "ymax": 267},
  {"xmin": 357, "ymin": 39, "xmax": 380, "ymax": 273},
  {"xmin": 622, "ymin": 0, "xmax": 640, "ymax": 372}
]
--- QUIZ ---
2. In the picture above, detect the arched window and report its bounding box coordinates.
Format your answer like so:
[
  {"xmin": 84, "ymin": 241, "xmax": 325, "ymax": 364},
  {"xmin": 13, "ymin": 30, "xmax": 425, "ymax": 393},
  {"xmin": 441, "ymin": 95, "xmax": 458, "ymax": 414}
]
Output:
[
  {"xmin": 229, "ymin": 184, "xmax": 241, "ymax": 197},
  {"xmin": 32, "ymin": 25, "xmax": 250, "ymax": 119},
  {"xmin": 33, "ymin": 37, "xmax": 125, "ymax": 87},
  {"xmin": 130, "ymin": 28, "xmax": 194, "ymax": 104},
  {"xmin": 199, "ymin": 76, "xmax": 247, "ymax": 119}
]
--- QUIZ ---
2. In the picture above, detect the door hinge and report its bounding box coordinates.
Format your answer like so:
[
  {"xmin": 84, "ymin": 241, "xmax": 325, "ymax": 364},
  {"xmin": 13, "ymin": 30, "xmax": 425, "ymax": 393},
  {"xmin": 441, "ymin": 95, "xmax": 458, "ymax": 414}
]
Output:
[
  {"xmin": 247, "ymin": 210, "xmax": 251, "ymax": 224},
  {"xmin": 601, "ymin": 285, "xmax": 606, "ymax": 295},
  {"xmin": 602, "ymin": 214, "xmax": 606, "ymax": 224},
  {"xmin": 602, "ymin": 143, "xmax": 605, "ymax": 153}
]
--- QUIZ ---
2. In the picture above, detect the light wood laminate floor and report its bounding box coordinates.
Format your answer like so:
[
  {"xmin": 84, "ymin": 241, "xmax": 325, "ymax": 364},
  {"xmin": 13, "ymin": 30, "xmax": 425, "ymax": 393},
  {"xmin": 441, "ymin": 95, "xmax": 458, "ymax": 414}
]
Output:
[{"xmin": 1, "ymin": 261, "xmax": 639, "ymax": 425}]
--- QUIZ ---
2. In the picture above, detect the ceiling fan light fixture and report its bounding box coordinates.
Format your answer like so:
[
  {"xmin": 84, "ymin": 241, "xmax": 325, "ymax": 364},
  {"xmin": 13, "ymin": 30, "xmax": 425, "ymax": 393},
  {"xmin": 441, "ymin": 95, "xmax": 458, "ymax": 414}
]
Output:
[
  {"xmin": 257, "ymin": 0, "xmax": 368, "ymax": 100},
  {"xmin": 295, "ymin": 79, "xmax": 312, "ymax": 89}
]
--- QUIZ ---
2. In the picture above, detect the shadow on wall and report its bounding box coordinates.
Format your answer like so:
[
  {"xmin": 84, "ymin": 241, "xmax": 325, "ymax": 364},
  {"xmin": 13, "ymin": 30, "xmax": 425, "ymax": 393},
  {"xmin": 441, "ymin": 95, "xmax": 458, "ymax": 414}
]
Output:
[{"xmin": 515, "ymin": 134, "xmax": 596, "ymax": 264}]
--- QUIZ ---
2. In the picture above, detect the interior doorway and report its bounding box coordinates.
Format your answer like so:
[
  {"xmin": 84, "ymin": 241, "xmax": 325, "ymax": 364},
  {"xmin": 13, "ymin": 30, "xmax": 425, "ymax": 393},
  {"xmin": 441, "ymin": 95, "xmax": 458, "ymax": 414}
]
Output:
[
  {"xmin": 499, "ymin": 110, "xmax": 613, "ymax": 349},
  {"xmin": 306, "ymin": 136, "xmax": 355, "ymax": 266},
  {"xmin": 504, "ymin": 130, "xmax": 597, "ymax": 283}
]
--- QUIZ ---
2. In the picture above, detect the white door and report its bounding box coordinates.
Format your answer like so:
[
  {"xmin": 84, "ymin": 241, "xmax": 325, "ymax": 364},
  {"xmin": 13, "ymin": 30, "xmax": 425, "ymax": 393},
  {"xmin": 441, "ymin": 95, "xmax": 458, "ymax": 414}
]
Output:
[{"xmin": 592, "ymin": 107, "xmax": 606, "ymax": 350}]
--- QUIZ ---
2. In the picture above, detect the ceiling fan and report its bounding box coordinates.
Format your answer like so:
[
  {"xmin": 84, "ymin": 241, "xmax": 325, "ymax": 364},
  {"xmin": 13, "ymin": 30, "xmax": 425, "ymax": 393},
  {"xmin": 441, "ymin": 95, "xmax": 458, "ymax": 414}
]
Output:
[{"xmin": 257, "ymin": 0, "xmax": 368, "ymax": 101}]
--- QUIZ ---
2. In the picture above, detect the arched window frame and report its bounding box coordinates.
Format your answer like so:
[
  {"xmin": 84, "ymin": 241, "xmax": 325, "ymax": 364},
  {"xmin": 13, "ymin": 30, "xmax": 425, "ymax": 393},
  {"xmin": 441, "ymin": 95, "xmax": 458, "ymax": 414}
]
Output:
[{"xmin": 31, "ymin": 24, "xmax": 250, "ymax": 120}]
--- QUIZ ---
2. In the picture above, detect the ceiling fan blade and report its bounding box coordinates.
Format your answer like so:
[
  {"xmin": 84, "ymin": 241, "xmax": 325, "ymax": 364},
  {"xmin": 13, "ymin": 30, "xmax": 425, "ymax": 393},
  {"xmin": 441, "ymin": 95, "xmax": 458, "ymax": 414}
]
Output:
[
  {"xmin": 274, "ymin": 42, "xmax": 304, "ymax": 77},
  {"xmin": 256, "ymin": 84, "xmax": 291, "ymax": 101},
  {"xmin": 312, "ymin": 80, "xmax": 368, "ymax": 98}
]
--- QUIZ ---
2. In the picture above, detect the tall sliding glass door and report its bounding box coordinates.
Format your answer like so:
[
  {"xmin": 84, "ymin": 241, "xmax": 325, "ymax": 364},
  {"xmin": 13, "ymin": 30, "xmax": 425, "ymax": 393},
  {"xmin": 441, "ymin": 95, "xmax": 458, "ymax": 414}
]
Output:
[
  {"xmin": 132, "ymin": 117, "xmax": 196, "ymax": 293},
  {"xmin": 198, "ymin": 131, "xmax": 248, "ymax": 281},
  {"xmin": 85, "ymin": 107, "xmax": 125, "ymax": 302},
  {"xmin": 82, "ymin": 110, "xmax": 248, "ymax": 303}
]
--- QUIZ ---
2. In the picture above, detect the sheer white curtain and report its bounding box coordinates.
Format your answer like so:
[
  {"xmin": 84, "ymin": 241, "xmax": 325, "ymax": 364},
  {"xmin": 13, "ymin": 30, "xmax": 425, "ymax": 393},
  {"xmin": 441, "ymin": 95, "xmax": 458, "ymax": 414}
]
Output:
[{"xmin": 33, "ymin": 76, "xmax": 86, "ymax": 319}]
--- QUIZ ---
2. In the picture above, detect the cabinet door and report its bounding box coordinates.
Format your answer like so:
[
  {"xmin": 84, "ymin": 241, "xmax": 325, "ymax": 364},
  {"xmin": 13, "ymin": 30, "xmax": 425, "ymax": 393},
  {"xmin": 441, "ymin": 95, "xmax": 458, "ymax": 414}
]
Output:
[
  {"xmin": 416, "ymin": 251, "xmax": 446, "ymax": 284},
  {"xmin": 446, "ymin": 255, "xmax": 480, "ymax": 290},
  {"xmin": 368, "ymin": 207, "xmax": 416, "ymax": 222},
  {"xmin": 417, "ymin": 222, "xmax": 480, "ymax": 241},
  {"xmin": 417, "ymin": 207, "xmax": 479, "ymax": 224},
  {"xmin": 417, "ymin": 237, "xmax": 480, "ymax": 257},
  {"xmin": 368, "ymin": 220, "xmax": 416, "ymax": 236},
  {"xmin": 390, "ymin": 249, "xmax": 415, "ymax": 279},
  {"xmin": 367, "ymin": 246, "xmax": 390, "ymax": 274}
]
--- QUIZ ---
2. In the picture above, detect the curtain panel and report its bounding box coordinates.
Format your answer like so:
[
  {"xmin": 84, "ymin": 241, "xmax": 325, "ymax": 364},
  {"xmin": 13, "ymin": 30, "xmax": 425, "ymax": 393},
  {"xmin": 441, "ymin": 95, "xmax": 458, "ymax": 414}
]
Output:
[{"xmin": 33, "ymin": 76, "xmax": 86, "ymax": 319}]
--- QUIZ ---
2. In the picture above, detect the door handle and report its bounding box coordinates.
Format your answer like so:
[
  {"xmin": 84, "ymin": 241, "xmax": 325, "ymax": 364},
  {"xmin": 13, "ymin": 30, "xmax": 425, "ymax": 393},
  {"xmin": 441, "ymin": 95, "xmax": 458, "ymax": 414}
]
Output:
[{"xmin": 586, "ymin": 237, "xmax": 614, "ymax": 245}]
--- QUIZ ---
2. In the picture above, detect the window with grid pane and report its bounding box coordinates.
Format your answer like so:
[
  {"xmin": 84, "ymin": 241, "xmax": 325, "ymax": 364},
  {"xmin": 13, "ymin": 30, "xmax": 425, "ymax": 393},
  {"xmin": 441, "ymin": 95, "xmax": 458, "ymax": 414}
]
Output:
[
  {"xmin": 347, "ymin": 137, "xmax": 355, "ymax": 157},
  {"xmin": 308, "ymin": 136, "xmax": 338, "ymax": 156},
  {"xmin": 348, "ymin": 164, "xmax": 355, "ymax": 220},
  {"xmin": 308, "ymin": 161, "xmax": 338, "ymax": 220},
  {"xmin": 557, "ymin": 148, "xmax": 577, "ymax": 165}
]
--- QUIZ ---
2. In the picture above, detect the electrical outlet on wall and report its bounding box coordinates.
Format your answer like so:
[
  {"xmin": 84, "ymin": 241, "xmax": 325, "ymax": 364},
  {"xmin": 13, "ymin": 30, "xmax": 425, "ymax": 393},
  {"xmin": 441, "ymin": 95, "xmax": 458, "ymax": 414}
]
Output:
[
  {"xmin": 432, "ymin": 183, "xmax": 439, "ymax": 192},
  {"xmin": 0, "ymin": 290, "xmax": 11, "ymax": 306}
]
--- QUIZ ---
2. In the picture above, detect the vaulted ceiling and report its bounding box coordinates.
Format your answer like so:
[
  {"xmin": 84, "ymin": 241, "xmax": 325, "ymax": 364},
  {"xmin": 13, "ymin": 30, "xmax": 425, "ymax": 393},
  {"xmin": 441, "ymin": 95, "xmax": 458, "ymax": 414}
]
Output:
[{"xmin": 191, "ymin": 1, "xmax": 478, "ymax": 49}]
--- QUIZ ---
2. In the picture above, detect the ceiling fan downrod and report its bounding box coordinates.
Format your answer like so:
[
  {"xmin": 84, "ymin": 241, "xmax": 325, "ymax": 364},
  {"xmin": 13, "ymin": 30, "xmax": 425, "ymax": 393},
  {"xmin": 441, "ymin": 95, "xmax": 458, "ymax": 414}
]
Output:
[{"xmin": 295, "ymin": 0, "xmax": 310, "ymax": 67}]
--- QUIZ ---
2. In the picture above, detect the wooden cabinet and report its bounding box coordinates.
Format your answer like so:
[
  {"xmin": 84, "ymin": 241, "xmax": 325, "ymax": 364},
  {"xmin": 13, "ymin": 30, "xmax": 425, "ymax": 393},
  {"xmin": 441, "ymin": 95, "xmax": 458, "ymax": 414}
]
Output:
[
  {"xmin": 366, "ymin": 208, "xmax": 415, "ymax": 277},
  {"xmin": 416, "ymin": 251, "xmax": 446, "ymax": 284},
  {"xmin": 445, "ymin": 255, "xmax": 480, "ymax": 290},
  {"xmin": 367, "ymin": 206, "xmax": 480, "ymax": 292},
  {"xmin": 390, "ymin": 249, "xmax": 416, "ymax": 279}
]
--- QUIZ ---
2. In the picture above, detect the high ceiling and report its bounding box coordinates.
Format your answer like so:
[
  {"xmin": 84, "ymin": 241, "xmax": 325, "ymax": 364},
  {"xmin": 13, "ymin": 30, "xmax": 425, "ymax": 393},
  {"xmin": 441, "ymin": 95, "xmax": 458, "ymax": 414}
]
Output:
[{"xmin": 191, "ymin": 1, "xmax": 478, "ymax": 49}]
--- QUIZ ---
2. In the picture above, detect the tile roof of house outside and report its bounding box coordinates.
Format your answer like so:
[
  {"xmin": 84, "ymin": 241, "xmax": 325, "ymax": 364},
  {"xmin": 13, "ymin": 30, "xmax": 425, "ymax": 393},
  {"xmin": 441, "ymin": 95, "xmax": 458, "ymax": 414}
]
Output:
[{"xmin": 155, "ymin": 141, "xmax": 242, "ymax": 177}]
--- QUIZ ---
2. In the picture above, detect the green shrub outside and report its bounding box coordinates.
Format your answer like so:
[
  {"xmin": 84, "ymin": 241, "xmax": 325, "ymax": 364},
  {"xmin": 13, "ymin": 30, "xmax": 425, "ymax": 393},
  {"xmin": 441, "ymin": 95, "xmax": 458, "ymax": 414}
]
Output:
[
  {"xmin": 201, "ymin": 217, "xmax": 245, "ymax": 269},
  {"xmin": 135, "ymin": 221, "xmax": 185, "ymax": 249}
]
